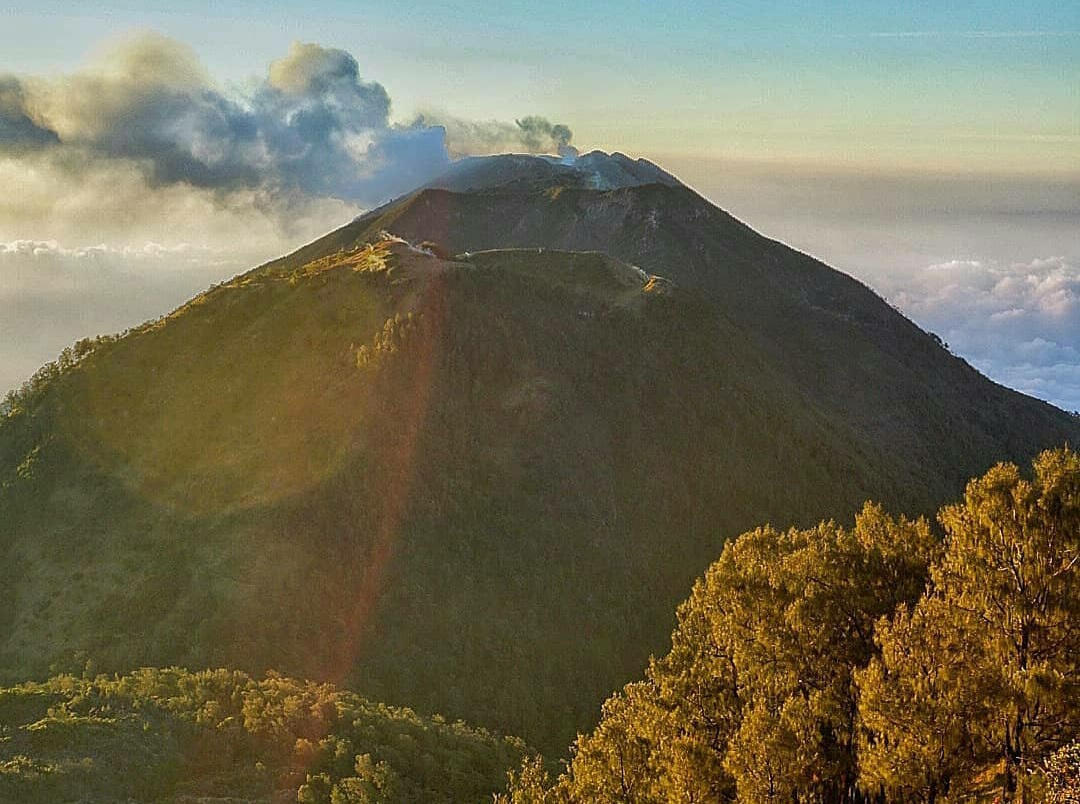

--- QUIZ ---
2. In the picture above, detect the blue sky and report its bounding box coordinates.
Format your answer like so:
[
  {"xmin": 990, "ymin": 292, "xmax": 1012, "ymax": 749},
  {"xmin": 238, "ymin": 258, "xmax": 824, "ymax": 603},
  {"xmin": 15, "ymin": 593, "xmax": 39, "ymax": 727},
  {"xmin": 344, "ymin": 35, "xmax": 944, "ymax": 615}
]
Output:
[
  {"xmin": 3, "ymin": 0, "xmax": 1078, "ymax": 167},
  {"xmin": 0, "ymin": 2, "xmax": 1078, "ymax": 409}
]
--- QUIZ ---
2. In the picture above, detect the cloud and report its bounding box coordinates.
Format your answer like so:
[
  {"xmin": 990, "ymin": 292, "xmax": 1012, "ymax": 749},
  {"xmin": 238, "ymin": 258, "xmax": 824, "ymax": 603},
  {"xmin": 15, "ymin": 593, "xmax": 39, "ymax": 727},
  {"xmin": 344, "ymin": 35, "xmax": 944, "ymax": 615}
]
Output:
[
  {"xmin": 881, "ymin": 256, "xmax": 1080, "ymax": 411},
  {"xmin": 0, "ymin": 148, "xmax": 357, "ymax": 250},
  {"xmin": 0, "ymin": 76, "xmax": 59, "ymax": 152},
  {"xmin": 0, "ymin": 33, "xmax": 576, "ymax": 210},
  {"xmin": 0, "ymin": 239, "xmax": 220, "ymax": 261},
  {"xmin": 11, "ymin": 35, "xmax": 423, "ymax": 202}
]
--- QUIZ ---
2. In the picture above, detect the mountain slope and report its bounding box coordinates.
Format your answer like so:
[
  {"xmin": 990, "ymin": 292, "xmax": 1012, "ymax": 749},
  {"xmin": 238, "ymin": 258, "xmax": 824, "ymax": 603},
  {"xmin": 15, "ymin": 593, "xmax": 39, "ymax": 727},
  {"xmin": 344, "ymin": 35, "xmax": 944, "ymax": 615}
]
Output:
[
  {"xmin": 2, "ymin": 157, "xmax": 1078, "ymax": 756},
  {"xmin": 268, "ymin": 164, "xmax": 1078, "ymax": 509},
  {"xmin": 0, "ymin": 239, "xmax": 947, "ymax": 754}
]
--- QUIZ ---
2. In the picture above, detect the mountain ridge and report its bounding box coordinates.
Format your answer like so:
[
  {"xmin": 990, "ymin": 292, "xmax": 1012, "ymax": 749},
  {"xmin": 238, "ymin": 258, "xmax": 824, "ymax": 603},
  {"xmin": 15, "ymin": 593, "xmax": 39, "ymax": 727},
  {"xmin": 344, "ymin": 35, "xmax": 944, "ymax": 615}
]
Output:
[
  {"xmin": 2, "ymin": 155, "xmax": 1077, "ymax": 755},
  {"xmin": 420, "ymin": 151, "xmax": 684, "ymax": 194},
  {"xmin": 262, "ymin": 171, "xmax": 1077, "ymax": 510}
]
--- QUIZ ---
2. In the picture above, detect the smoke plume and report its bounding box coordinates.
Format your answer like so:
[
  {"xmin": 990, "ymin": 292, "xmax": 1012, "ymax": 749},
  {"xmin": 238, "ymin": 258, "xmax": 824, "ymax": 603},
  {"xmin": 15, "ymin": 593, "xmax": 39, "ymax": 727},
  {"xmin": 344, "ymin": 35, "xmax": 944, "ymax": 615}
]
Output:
[
  {"xmin": 411, "ymin": 112, "xmax": 578, "ymax": 159},
  {"xmin": 0, "ymin": 34, "xmax": 576, "ymax": 210}
]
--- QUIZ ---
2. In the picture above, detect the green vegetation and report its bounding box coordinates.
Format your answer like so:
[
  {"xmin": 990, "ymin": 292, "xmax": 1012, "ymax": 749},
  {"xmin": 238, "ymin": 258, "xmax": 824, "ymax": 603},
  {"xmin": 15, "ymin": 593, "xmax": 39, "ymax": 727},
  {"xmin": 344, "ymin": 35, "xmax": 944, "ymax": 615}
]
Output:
[
  {"xmin": 4, "ymin": 161, "xmax": 1077, "ymax": 800},
  {"xmin": 2, "ymin": 448, "xmax": 1074, "ymax": 802},
  {"xmin": 2, "ymin": 231, "xmax": 1078, "ymax": 758},
  {"xmin": 270, "ymin": 181, "xmax": 1080, "ymax": 520},
  {"xmin": 0, "ymin": 666, "xmax": 524, "ymax": 803},
  {"xmin": 505, "ymin": 448, "xmax": 1079, "ymax": 803}
]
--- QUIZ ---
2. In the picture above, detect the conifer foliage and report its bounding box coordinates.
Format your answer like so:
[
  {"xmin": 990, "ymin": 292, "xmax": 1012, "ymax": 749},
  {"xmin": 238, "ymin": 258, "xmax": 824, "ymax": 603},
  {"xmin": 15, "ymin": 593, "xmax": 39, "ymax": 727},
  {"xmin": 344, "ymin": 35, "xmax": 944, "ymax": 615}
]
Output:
[
  {"xmin": 0, "ymin": 667, "xmax": 525, "ymax": 803},
  {"xmin": 859, "ymin": 449, "xmax": 1080, "ymax": 803},
  {"xmin": 508, "ymin": 449, "xmax": 1079, "ymax": 804}
]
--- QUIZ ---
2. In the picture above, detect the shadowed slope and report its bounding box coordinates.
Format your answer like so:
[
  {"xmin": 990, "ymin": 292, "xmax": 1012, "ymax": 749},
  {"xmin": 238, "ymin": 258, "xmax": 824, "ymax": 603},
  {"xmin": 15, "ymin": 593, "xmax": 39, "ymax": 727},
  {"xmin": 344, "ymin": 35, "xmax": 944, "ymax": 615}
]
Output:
[{"xmin": 266, "ymin": 179, "xmax": 1080, "ymax": 511}]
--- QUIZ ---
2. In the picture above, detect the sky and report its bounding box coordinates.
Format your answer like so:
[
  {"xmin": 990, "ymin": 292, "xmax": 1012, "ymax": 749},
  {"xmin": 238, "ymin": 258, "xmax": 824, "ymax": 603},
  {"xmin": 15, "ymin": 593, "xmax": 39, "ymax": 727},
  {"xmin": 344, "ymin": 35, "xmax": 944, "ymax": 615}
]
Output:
[{"xmin": 1, "ymin": 1, "xmax": 1078, "ymax": 409}]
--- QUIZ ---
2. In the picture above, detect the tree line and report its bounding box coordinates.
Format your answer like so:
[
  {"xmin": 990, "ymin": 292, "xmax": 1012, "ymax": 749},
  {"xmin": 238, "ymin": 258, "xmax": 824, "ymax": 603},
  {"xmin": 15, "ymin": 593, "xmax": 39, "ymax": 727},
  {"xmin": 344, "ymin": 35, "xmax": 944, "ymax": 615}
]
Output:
[{"xmin": 0, "ymin": 666, "xmax": 526, "ymax": 803}]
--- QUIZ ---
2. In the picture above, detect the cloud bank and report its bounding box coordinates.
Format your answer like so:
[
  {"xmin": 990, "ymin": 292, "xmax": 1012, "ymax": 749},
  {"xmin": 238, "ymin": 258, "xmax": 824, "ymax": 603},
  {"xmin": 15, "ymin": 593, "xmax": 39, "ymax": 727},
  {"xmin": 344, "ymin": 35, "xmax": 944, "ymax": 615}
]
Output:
[
  {"xmin": 883, "ymin": 256, "xmax": 1080, "ymax": 412},
  {"xmin": 0, "ymin": 34, "xmax": 576, "ymax": 214}
]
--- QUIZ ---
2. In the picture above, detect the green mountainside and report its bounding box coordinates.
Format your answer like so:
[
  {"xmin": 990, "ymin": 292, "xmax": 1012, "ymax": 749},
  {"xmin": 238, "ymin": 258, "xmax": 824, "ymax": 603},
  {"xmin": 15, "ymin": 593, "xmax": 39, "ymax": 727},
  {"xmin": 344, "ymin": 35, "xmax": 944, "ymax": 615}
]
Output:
[
  {"xmin": 2, "ymin": 156, "xmax": 1078, "ymax": 760},
  {"xmin": 1, "ymin": 240, "xmax": 890, "ymax": 753}
]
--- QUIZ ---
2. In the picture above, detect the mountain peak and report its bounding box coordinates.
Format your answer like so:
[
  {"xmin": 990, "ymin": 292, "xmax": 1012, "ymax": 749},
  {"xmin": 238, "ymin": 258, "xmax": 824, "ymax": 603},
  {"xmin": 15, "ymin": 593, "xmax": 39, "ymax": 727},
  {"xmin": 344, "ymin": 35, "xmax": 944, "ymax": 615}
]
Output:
[{"xmin": 422, "ymin": 150, "xmax": 683, "ymax": 194}]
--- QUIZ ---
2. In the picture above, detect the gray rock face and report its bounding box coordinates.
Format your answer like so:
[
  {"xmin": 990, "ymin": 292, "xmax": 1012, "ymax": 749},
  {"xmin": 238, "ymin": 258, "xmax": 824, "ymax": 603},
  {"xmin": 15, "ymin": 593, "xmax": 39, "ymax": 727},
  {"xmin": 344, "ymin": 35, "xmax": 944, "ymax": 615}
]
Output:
[{"xmin": 423, "ymin": 150, "xmax": 683, "ymax": 193}]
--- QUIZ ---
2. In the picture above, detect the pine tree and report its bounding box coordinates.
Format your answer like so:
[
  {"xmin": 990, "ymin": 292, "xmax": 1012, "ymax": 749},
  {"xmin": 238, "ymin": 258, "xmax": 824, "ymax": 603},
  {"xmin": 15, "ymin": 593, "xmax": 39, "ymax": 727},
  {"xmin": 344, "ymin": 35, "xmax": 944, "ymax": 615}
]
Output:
[
  {"xmin": 858, "ymin": 449, "xmax": 1080, "ymax": 803},
  {"xmin": 856, "ymin": 597, "xmax": 994, "ymax": 802},
  {"xmin": 936, "ymin": 449, "xmax": 1080, "ymax": 801},
  {"xmin": 551, "ymin": 504, "xmax": 934, "ymax": 803}
]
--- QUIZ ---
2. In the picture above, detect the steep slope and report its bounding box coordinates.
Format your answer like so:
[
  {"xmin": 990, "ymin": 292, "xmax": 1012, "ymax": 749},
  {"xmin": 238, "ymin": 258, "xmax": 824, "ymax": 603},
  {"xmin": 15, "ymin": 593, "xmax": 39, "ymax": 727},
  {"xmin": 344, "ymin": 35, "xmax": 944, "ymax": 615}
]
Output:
[
  {"xmin": 267, "ymin": 170, "xmax": 1079, "ymax": 509},
  {"xmin": 0, "ymin": 239, "xmax": 934, "ymax": 753},
  {"xmin": 3, "ymin": 155, "xmax": 1078, "ymax": 756}
]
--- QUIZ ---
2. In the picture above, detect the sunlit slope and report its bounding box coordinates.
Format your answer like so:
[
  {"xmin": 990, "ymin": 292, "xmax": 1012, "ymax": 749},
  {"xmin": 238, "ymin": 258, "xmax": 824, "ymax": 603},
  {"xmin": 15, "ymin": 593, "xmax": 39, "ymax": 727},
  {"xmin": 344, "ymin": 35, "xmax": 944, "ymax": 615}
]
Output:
[
  {"xmin": 64, "ymin": 248, "xmax": 397, "ymax": 513},
  {"xmin": 267, "ymin": 178, "xmax": 1080, "ymax": 507},
  {"xmin": 0, "ymin": 240, "xmax": 890, "ymax": 752}
]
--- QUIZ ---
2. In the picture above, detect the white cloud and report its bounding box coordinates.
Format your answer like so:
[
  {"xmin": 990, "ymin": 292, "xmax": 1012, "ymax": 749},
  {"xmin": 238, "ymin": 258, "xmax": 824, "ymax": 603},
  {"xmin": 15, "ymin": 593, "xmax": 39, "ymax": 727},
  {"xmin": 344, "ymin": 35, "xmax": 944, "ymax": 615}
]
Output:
[
  {"xmin": 0, "ymin": 239, "xmax": 217, "ymax": 260},
  {"xmin": 879, "ymin": 256, "xmax": 1080, "ymax": 411}
]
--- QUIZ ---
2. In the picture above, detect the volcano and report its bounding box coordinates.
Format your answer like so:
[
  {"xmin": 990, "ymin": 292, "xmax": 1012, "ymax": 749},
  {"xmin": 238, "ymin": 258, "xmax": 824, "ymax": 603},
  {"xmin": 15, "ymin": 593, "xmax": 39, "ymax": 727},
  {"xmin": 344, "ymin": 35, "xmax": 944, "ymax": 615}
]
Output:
[{"xmin": 2, "ymin": 152, "xmax": 1076, "ymax": 752}]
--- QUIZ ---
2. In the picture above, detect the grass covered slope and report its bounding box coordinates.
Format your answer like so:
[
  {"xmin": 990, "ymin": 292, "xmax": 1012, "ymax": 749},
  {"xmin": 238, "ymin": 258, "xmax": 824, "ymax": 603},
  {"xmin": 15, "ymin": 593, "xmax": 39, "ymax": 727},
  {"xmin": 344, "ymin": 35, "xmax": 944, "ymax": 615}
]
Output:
[
  {"xmin": 0, "ymin": 239, "xmax": 903, "ymax": 753},
  {"xmin": 0, "ymin": 666, "xmax": 525, "ymax": 803}
]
